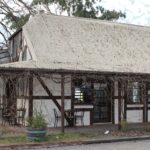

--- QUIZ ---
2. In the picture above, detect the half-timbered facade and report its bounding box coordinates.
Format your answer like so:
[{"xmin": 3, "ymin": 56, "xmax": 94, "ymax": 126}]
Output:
[{"xmin": 1, "ymin": 13, "xmax": 150, "ymax": 130}]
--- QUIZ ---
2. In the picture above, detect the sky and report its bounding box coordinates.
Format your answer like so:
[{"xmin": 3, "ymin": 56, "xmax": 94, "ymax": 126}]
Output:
[
  {"xmin": 1, "ymin": 0, "xmax": 150, "ymax": 45},
  {"xmin": 101, "ymin": 0, "xmax": 150, "ymax": 26}
]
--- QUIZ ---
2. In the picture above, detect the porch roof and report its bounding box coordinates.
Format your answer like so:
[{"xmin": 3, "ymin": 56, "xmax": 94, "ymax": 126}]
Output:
[{"xmin": 1, "ymin": 14, "xmax": 150, "ymax": 74}]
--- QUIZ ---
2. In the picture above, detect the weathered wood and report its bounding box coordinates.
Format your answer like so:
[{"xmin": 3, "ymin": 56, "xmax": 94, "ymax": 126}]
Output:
[
  {"xmin": 29, "ymin": 74, "xmax": 33, "ymax": 118},
  {"xmin": 70, "ymin": 75, "xmax": 75, "ymax": 126},
  {"xmin": 124, "ymin": 81, "xmax": 127, "ymax": 121},
  {"xmin": 118, "ymin": 81, "xmax": 122, "ymax": 130},
  {"xmin": 35, "ymin": 73, "xmax": 71, "ymax": 124},
  {"xmin": 16, "ymin": 95, "xmax": 71, "ymax": 100},
  {"xmin": 61, "ymin": 74, "xmax": 65, "ymax": 133},
  {"xmin": 126, "ymin": 107, "xmax": 144, "ymax": 110},
  {"xmin": 143, "ymin": 83, "xmax": 147, "ymax": 122},
  {"xmin": 32, "ymin": 96, "xmax": 71, "ymax": 99},
  {"xmin": 111, "ymin": 81, "xmax": 115, "ymax": 124}
]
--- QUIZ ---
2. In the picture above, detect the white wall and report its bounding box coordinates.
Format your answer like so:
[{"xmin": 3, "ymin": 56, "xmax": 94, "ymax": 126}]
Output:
[
  {"xmin": 127, "ymin": 110, "xmax": 143, "ymax": 123},
  {"xmin": 31, "ymin": 75, "xmax": 94, "ymax": 127},
  {"xmin": 148, "ymin": 110, "xmax": 150, "ymax": 122}
]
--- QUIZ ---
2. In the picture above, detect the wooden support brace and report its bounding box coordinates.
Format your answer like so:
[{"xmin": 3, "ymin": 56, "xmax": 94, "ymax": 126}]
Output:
[{"xmin": 35, "ymin": 73, "xmax": 71, "ymax": 125}]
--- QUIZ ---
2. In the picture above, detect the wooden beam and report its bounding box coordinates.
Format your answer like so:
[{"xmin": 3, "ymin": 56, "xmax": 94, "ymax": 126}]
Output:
[
  {"xmin": 32, "ymin": 96, "xmax": 71, "ymax": 100},
  {"xmin": 61, "ymin": 74, "xmax": 65, "ymax": 133},
  {"xmin": 124, "ymin": 81, "xmax": 127, "ymax": 121},
  {"xmin": 126, "ymin": 107, "xmax": 143, "ymax": 110},
  {"xmin": 118, "ymin": 81, "xmax": 122, "ymax": 130},
  {"xmin": 111, "ymin": 81, "xmax": 115, "ymax": 124},
  {"xmin": 70, "ymin": 75, "xmax": 75, "ymax": 126},
  {"xmin": 143, "ymin": 83, "xmax": 147, "ymax": 123},
  {"xmin": 35, "ymin": 73, "xmax": 71, "ymax": 124},
  {"xmin": 16, "ymin": 95, "xmax": 71, "ymax": 100},
  {"xmin": 36, "ymin": 74, "xmax": 61, "ymax": 110},
  {"xmin": 29, "ymin": 74, "xmax": 33, "ymax": 118}
]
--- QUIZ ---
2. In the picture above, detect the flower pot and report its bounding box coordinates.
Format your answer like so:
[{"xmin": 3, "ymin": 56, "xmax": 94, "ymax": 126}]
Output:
[{"xmin": 26, "ymin": 127, "xmax": 47, "ymax": 141}]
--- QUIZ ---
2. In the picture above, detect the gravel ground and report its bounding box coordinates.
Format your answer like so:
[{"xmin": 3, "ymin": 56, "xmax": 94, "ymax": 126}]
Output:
[{"xmin": 20, "ymin": 140, "xmax": 150, "ymax": 150}]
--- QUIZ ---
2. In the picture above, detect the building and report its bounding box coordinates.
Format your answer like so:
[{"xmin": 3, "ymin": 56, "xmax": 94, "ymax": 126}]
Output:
[{"xmin": 0, "ymin": 13, "xmax": 150, "ymax": 128}]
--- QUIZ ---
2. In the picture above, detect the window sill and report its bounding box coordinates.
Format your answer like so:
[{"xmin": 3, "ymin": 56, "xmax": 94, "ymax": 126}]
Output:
[
  {"xmin": 74, "ymin": 103, "xmax": 93, "ymax": 106},
  {"xmin": 127, "ymin": 102, "xmax": 142, "ymax": 105}
]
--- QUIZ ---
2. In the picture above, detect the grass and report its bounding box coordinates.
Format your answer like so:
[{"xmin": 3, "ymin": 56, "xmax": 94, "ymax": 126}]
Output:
[
  {"xmin": 0, "ymin": 135, "xmax": 27, "ymax": 144},
  {"xmin": 0, "ymin": 132, "xmax": 94, "ymax": 145},
  {"xmin": 47, "ymin": 132, "xmax": 92, "ymax": 142},
  {"xmin": 1, "ymin": 127, "xmax": 150, "ymax": 145}
]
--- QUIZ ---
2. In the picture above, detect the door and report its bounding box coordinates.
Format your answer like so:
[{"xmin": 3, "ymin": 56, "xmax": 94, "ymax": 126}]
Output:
[{"xmin": 93, "ymin": 83, "xmax": 111, "ymax": 123}]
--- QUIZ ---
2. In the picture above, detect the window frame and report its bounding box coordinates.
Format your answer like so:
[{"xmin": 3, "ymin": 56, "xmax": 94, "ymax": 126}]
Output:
[
  {"xmin": 73, "ymin": 79, "xmax": 93, "ymax": 105},
  {"xmin": 147, "ymin": 83, "xmax": 150, "ymax": 104},
  {"xmin": 127, "ymin": 81, "xmax": 142, "ymax": 104}
]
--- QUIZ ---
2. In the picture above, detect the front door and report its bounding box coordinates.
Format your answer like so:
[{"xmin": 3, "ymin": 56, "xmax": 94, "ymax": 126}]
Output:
[{"xmin": 93, "ymin": 83, "xmax": 111, "ymax": 123}]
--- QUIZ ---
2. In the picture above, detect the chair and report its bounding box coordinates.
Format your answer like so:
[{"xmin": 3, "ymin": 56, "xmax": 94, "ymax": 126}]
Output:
[
  {"xmin": 2, "ymin": 108, "xmax": 14, "ymax": 126},
  {"xmin": 16, "ymin": 108, "xmax": 26, "ymax": 126},
  {"xmin": 53, "ymin": 108, "xmax": 61, "ymax": 127},
  {"xmin": 74, "ymin": 110, "xmax": 84, "ymax": 126}
]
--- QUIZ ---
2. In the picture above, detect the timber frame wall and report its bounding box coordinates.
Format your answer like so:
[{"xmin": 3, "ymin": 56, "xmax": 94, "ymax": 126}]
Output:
[{"xmin": 1, "ymin": 68, "xmax": 150, "ymax": 131}]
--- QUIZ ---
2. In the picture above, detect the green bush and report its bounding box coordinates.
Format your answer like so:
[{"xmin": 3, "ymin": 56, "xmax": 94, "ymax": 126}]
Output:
[{"xmin": 27, "ymin": 110, "xmax": 47, "ymax": 128}]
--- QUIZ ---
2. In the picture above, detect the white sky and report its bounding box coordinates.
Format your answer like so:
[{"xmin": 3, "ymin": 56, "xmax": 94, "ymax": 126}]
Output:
[{"xmin": 101, "ymin": 0, "xmax": 150, "ymax": 26}]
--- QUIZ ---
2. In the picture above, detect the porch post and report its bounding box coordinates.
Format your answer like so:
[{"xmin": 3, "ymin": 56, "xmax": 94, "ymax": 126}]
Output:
[
  {"xmin": 118, "ymin": 80, "xmax": 122, "ymax": 130},
  {"xmin": 71, "ymin": 75, "xmax": 75, "ymax": 126},
  {"xmin": 123, "ymin": 81, "xmax": 127, "ymax": 121},
  {"xmin": 143, "ymin": 83, "xmax": 147, "ymax": 123},
  {"xmin": 111, "ymin": 80, "xmax": 115, "ymax": 124},
  {"xmin": 29, "ymin": 73, "xmax": 33, "ymax": 118},
  {"xmin": 61, "ymin": 74, "xmax": 65, "ymax": 133}
]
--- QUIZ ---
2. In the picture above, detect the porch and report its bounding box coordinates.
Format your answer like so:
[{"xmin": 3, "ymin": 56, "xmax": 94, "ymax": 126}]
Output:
[{"xmin": 0, "ymin": 67, "xmax": 150, "ymax": 132}]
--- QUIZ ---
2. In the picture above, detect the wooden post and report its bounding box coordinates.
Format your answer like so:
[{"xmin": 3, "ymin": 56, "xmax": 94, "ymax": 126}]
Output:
[
  {"xmin": 29, "ymin": 73, "xmax": 33, "ymax": 118},
  {"xmin": 124, "ymin": 81, "xmax": 127, "ymax": 121},
  {"xmin": 111, "ymin": 81, "xmax": 115, "ymax": 124},
  {"xmin": 143, "ymin": 83, "xmax": 147, "ymax": 123},
  {"xmin": 118, "ymin": 80, "xmax": 122, "ymax": 130},
  {"xmin": 145, "ymin": 84, "xmax": 148, "ymax": 123},
  {"xmin": 61, "ymin": 74, "xmax": 65, "ymax": 133},
  {"xmin": 71, "ymin": 75, "xmax": 75, "ymax": 127}
]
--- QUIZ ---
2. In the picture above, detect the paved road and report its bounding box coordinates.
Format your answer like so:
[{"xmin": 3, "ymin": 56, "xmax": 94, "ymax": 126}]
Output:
[{"xmin": 21, "ymin": 140, "xmax": 150, "ymax": 150}]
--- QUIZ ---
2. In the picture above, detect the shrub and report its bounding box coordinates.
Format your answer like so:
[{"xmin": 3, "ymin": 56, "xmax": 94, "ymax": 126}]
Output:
[{"xmin": 27, "ymin": 110, "xmax": 47, "ymax": 128}]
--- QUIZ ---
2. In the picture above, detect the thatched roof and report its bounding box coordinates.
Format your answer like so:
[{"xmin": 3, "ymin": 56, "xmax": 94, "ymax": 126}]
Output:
[{"xmin": 2, "ymin": 13, "xmax": 150, "ymax": 74}]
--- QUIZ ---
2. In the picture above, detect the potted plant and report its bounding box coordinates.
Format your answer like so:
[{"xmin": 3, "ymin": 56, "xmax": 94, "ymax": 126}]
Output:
[{"xmin": 26, "ymin": 110, "xmax": 47, "ymax": 141}]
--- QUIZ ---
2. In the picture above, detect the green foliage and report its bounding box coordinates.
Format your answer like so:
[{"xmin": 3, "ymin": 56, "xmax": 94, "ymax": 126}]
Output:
[
  {"xmin": 1, "ymin": 0, "xmax": 126, "ymax": 41},
  {"xmin": 3, "ymin": 14, "xmax": 30, "ymax": 30},
  {"xmin": 32, "ymin": 0, "xmax": 126, "ymax": 20},
  {"xmin": 27, "ymin": 110, "xmax": 47, "ymax": 128}
]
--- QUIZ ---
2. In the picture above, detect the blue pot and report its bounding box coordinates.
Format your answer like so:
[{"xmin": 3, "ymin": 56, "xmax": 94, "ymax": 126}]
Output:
[{"xmin": 26, "ymin": 127, "xmax": 47, "ymax": 141}]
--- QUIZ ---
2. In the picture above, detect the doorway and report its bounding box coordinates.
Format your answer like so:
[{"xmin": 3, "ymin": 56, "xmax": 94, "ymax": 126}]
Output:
[{"xmin": 93, "ymin": 82, "xmax": 111, "ymax": 123}]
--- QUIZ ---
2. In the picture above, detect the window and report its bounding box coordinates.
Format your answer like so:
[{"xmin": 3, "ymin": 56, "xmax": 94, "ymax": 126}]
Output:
[
  {"xmin": 74, "ymin": 79, "xmax": 93, "ymax": 104},
  {"xmin": 22, "ymin": 46, "xmax": 27, "ymax": 61},
  {"xmin": 147, "ymin": 84, "xmax": 150, "ymax": 103},
  {"xmin": 128, "ymin": 82, "xmax": 141, "ymax": 103}
]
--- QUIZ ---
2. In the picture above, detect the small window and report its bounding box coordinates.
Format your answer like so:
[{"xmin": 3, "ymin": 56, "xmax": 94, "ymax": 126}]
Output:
[
  {"xmin": 74, "ymin": 79, "xmax": 93, "ymax": 104},
  {"xmin": 147, "ymin": 84, "xmax": 150, "ymax": 103},
  {"xmin": 128, "ymin": 82, "xmax": 141, "ymax": 104},
  {"xmin": 22, "ymin": 46, "xmax": 27, "ymax": 61}
]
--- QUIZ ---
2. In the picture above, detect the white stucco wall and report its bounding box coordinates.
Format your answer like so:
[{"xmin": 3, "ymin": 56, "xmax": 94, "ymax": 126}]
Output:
[
  {"xmin": 127, "ymin": 110, "xmax": 143, "ymax": 123},
  {"xmin": 147, "ymin": 110, "xmax": 150, "ymax": 122},
  {"xmin": 31, "ymin": 75, "xmax": 92, "ymax": 127}
]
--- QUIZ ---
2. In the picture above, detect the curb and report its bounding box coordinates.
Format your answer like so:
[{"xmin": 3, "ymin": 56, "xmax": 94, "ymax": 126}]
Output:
[
  {"xmin": 82, "ymin": 136, "xmax": 150, "ymax": 144},
  {"xmin": 1, "ymin": 136, "xmax": 150, "ymax": 149},
  {"xmin": 0, "ymin": 141, "xmax": 82, "ymax": 150}
]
